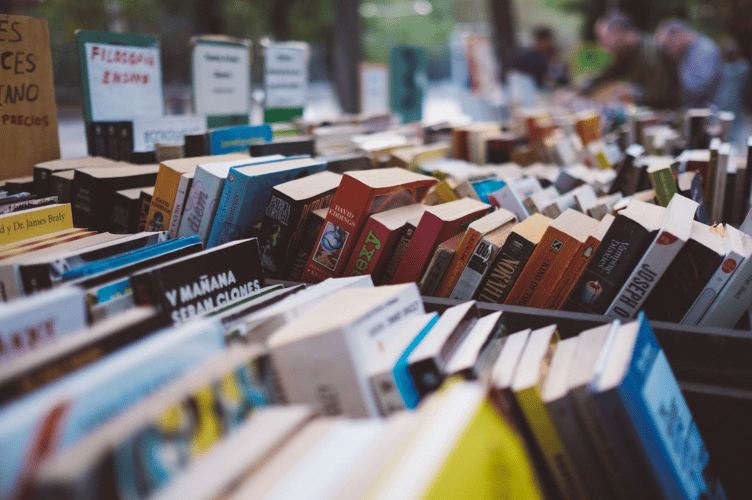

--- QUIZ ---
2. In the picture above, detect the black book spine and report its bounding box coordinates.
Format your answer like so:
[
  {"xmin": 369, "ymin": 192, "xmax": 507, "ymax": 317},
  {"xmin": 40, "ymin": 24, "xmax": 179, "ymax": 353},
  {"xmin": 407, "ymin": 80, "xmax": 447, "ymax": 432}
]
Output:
[
  {"xmin": 408, "ymin": 357, "xmax": 445, "ymax": 398},
  {"xmin": 474, "ymin": 232, "xmax": 536, "ymax": 304},
  {"xmin": 285, "ymin": 211, "xmax": 326, "ymax": 282},
  {"xmin": 378, "ymin": 222, "xmax": 417, "ymax": 285},
  {"xmin": 71, "ymin": 172, "xmax": 97, "ymax": 228},
  {"xmin": 118, "ymin": 121, "xmax": 134, "ymax": 163},
  {"xmin": 744, "ymin": 141, "xmax": 752, "ymax": 219},
  {"xmin": 87, "ymin": 121, "xmax": 107, "ymax": 157},
  {"xmin": 608, "ymin": 151, "xmax": 639, "ymax": 195},
  {"xmin": 563, "ymin": 215, "xmax": 656, "ymax": 314},
  {"xmin": 33, "ymin": 167, "xmax": 49, "ymax": 198},
  {"xmin": 642, "ymin": 240, "xmax": 724, "ymax": 323},
  {"xmin": 137, "ymin": 191, "xmax": 153, "ymax": 232},
  {"xmin": 106, "ymin": 122, "xmax": 120, "ymax": 160},
  {"xmin": 249, "ymin": 140, "xmax": 315, "ymax": 158}
]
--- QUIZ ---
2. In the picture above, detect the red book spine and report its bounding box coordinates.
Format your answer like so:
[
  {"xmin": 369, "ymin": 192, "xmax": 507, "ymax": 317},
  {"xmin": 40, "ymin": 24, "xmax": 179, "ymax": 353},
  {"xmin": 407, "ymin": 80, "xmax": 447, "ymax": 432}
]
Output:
[{"xmin": 391, "ymin": 212, "xmax": 446, "ymax": 284}]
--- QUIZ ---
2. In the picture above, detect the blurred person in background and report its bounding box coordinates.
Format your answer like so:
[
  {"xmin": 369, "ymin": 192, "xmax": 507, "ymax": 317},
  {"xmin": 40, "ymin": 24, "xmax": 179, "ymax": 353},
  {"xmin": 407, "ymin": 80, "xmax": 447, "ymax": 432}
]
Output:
[
  {"xmin": 656, "ymin": 19, "xmax": 725, "ymax": 109},
  {"xmin": 583, "ymin": 11, "xmax": 680, "ymax": 109},
  {"xmin": 510, "ymin": 26, "xmax": 569, "ymax": 90}
]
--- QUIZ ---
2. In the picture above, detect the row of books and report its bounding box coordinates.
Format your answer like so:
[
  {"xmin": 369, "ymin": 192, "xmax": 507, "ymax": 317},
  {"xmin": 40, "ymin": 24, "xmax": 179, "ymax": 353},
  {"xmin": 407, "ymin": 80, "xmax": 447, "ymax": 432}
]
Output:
[{"xmin": 0, "ymin": 244, "xmax": 726, "ymax": 500}]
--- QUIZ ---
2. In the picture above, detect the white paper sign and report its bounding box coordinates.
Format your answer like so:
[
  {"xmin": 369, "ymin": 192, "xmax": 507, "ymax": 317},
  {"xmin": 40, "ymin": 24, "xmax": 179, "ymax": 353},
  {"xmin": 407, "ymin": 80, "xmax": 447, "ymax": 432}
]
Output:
[
  {"xmin": 132, "ymin": 115, "xmax": 207, "ymax": 152},
  {"xmin": 359, "ymin": 63, "xmax": 389, "ymax": 115},
  {"xmin": 85, "ymin": 42, "xmax": 164, "ymax": 121},
  {"xmin": 264, "ymin": 43, "xmax": 309, "ymax": 109},
  {"xmin": 192, "ymin": 42, "xmax": 250, "ymax": 115}
]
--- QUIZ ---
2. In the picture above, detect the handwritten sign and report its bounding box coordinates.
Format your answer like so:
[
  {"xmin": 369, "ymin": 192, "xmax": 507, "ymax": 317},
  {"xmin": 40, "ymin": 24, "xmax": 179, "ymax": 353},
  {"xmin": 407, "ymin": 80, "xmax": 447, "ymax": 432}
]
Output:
[
  {"xmin": 85, "ymin": 42, "xmax": 164, "ymax": 121},
  {"xmin": 192, "ymin": 38, "xmax": 251, "ymax": 119},
  {"xmin": 264, "ymin": 42, "xmax": 309, "ymax": 110},
  {"xmin": 0, "ymin": 15, "xmax": 60, "ymax": 180}
]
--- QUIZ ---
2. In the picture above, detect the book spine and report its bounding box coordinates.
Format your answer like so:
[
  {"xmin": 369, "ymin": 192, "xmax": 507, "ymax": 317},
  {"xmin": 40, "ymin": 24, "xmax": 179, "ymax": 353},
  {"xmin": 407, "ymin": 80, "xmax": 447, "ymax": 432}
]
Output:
[
  {"xmin": 418, "ymin": 246, "xmax": 454, "ymax": 296},
  {"xmin": 379, "ymin": 222, "xmax": 416, "ymax": 285},
  {"xmin": 342, "ymin": 219, "xmax": 391, "ymax": 279},
  {"xmin": 72, "ymin": 173, "xmax": 96, "ymax": 228},
  {"xmin": 649, "ymin": 167, "xmax": 678, "ymax": 207},
  {"xmin": 681, "ymin": 247, "xmax": 744, "ymax": 325},
  {"xmin": 137, "ymin": 191, "xmax": 152, "ymax": 233},
  {"xmin": 563, "ymin": 217, "xmax": 654, "ymax": 314},
  {"xmin": 642, "ymin": 240, "xmax": 724, "ymax": 323},
  {"xmin": 286, "ymin": 211, "xmax": 327, "ymax": 282},
  {"xmin": 706, "ymin": 145, "xmax": 720, "ymax": 219},
  {"xmin": 697, "ymin": 257, "xmax": 752, "ymax": 328},
  {"xmin": 474, "ymin": 232, "xmax": 536, "ymax": 304},
  {"xmin": 106, "ymin": 122, "xmax": 120, "ymax": 160},
  {"xmin": 259, "ymin": 189, "xmax": 301, "ymax": 279},
  {"xmin": 545, "ymin": 235, "xmax": 599, "ymax": 310},
  {"xmin": 434, "ymin": 228, "xmax": 482, "ymax": 298},
  {"xmin": 514, "ymin": 387, "xmax": 588, "ymax": 500},
  {"xmin": 407, "ymin": 355, "xmax": 445, "ymax": 398},
  {"xmin": 0, "ymin": 264, "xmax": 23, "ymax": 302},
  {"xmin": 167, "ymin": 175, "xmax": 193, "ymax": 239},
  {"xmin": 0, "ymin": 205, "xmax": 73, "ymax": 247},
  {"xmin": 0, "ymin": 197, "xmax": 58, "ymax": 215},
  {"xmin": 449, "ymin": 239, "xmax": 499, "ymax": 301},
  {"xmin": 118, "ymin": 121, "xmax": 134, "ymax": 162},
  {"xmin": 369, "ymin": 371, "xmax": 406, "ymax": 417}
]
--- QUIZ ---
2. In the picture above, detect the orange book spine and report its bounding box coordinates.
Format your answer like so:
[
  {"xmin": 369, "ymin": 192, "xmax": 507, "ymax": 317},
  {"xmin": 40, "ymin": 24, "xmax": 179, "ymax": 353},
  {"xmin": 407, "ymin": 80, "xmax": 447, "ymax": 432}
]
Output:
[
  {"xmin": 544, "ymin": 235, "xmax": 600, "ymax": 310},
  {"xmin": 433, "ymin": 228, "xmax": 482, "ymax": 298},
  {"xmin": 503, "ymin": 227, "xmax": 580, "ymax": 308}
]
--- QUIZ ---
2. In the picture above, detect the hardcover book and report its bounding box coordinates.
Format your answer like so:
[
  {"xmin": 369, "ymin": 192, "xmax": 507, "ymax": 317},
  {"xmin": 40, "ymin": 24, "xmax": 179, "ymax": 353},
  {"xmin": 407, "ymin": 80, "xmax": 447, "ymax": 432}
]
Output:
[
  {"xmin": 176, "ymin": 155, "xmax": 285, "ymax": 245},
  {"xmin": 418, "ymin": 233, "xmax": 463, "ymax": 296},
  {"xmin": 390, "ymin": 198, "xmax": 491, "ymax": 285},
  {"xmin": 131, "ymin": 238, "xmax": 266, "ymax": 325},
  {"xmin": 207, "ymin": 157, "xmax": 328, "ymax": 248},
  {"xmin": 258, "ymin": 171, "xmax": 341, "ymax": 279},
  {"xmin": 33, "ymin": 157, "xmax": 118, "ymax": 198},
  {"xmin": 504, "ymin": 209, "xmax": 600, "ymax": 309},
  {"xmin": 378, "ymin": 213, "xmax": 422, "ymax": 285},
  {"xmin": 605, "ymin": 194, "xmax": 698, "ymax": 319},
  {"xmin": 300, "ymin": 168, "xmax": 437, "ymax": 283},
  {"xmin": 562, "ymin": 200, "xmax": 664, "ymax": 314},
  {"xmin": 110, "ymin": 186, "xmax": 149, "ymax": 234},
  {"xmin": 642, "ymin": 221, "xmax": 726, "ymax": 323}
]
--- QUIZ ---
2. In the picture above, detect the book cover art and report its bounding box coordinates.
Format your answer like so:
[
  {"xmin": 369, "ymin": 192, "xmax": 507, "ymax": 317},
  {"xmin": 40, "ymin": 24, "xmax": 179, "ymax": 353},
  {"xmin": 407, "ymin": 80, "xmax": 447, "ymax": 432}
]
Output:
[{"xmin": 311, "ymin": 221, "xmax": 350, "ymax": 271}]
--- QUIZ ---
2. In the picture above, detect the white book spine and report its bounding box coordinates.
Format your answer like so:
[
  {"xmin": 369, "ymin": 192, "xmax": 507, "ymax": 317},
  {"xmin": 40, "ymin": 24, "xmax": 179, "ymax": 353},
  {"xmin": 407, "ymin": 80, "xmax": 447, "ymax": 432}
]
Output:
[
  {"xmin": 176, "ymin": 167, "xmax": 225, "ymax": 244},
  {"xmin": 449, "ymin": 239, "xmax": 500, "ymax": 300},
  {"xmin": 167, "ymin": 174, "xmax": 192, "ymax": 239},
  {"xmin": 697, "ymin": 250, "xmax": 752, "ymax": 328},
  {"xmin": 489, "ymin": 185, "xmax": 529, "ymax": 222},
  {"xmin": 604, "ymin": 231, "xmax": 685, "ymax": 320},
  {"xmin": 682, "ymin": 243, "xmax": 744, "ymax": 325},
  {"xmin": 0, "ymin": 264, "xmax": 22, "ymax": 302}
]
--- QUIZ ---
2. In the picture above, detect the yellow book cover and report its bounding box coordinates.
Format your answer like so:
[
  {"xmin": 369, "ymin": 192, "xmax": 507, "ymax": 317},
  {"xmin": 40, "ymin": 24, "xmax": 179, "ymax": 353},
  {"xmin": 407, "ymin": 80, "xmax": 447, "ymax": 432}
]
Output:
[
  {"xmin": 0, "ymin": 204, "xmax": 73, "ymax": 246},
  {"xmin": 144, "ymin": 162, "xmax": 196, "ymax": 233},
  {"xmin": 434, "ymin": 180, "xmax": 459, "ymax": 203},
  {"xmin": 513, "ymin": 327, "xmax": 588, "ymax": 500}
]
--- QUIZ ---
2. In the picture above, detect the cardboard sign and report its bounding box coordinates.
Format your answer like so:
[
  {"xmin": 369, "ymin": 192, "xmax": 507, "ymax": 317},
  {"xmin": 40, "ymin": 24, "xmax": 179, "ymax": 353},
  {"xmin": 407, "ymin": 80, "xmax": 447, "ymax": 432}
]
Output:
[
  {"xmin": 359, "ymin": 62, "xmax": 389, "ymax": 115},
  {"xmin": 264, "ymin": 41, "xmax": 309, "ymax": 122},
  {"xmin": 192, "ymin": 37, "xmax": 251, "ymax": 124},
  {"xmin": 76, "ymin": 31, "xmax": 164, "ymax": 123},
  {"xmin": 0, "ymin": 15, "xmax": 60, "ymax": 180}
]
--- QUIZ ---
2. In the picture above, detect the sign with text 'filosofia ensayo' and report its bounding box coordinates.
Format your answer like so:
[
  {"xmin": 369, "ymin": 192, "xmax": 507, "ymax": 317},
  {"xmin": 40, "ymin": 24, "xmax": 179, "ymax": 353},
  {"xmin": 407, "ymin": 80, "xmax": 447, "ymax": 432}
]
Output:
[
  {"xmin": 76, "ymin": 30, "xmax": 164, "ymax": 123},
  {"xmin": 0, "ymin": 14, "xmax": 60, "ymax": 180},
  {"xmin": 191, "ymin": 35, "xmax": 251, "ymax": 128},
  {"xmin": 263, "ymin": 41, "xmax": 310, "ymax": 123}
]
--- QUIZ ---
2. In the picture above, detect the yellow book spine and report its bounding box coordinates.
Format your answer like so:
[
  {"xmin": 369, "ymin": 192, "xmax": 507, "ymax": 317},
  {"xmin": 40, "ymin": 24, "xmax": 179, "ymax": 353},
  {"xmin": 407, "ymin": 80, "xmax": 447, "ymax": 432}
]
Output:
[
  {"xmin": 515, "ymin": 386, "xmax": 588, "ymax": 500},
  {"xmin": 435, "ymin": 181, "xmax": 459, "ymax": 203},
  {"xmin": 145, "ymin": 165, "xmax": 183, "ymax": 232},
  {"xmin": 422, "ymin": 398, "xmax": 545, "ymax": 500},
  {"xmin": 0, "ymin": 204, "xmax": 73, "ymax": 245}
]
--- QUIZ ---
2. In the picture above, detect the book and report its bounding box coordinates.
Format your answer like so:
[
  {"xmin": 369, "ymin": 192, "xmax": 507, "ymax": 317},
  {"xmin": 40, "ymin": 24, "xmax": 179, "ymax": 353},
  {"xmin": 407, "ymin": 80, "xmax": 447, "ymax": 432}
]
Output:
[
  {"xmin": 208, "ymin": 124, "xmax": 274, "ymax": 155},
  {"xmin": 434, "ymin": 208, "xmax": 516, "ymax": 299},
  {"xmin": 0, "ymin": 204, "xmax": 73, "ymax": 246},
  {"xmin": 473, "ymin": 213, "xmax": 551, "ymax": 304},
  {"xmin": 605, "ymin": 194, "xmax": 698, "ymax": 319},
  {"xmin": 207, "ymin": 157, "xmax": 328, "ymax": 248},
  {"xmin": 676, "ymin": 170, "xmax": 711, "ymax": 224},
  {"xmin": 72, "ymin": 165, "xmax": 161, "ymax": 231},
  {"xmin": 131, "ymin": 238, "xmax": 265, "ymax": 325},
  {"xmin": 444, "ymin": 310, "xmax": 505, "ymax": 378},
  {"xmin": 642, "ymin": 221, "xmax": 726, "ymax": 322},
  {"xmin": 33, "ymin": 157, "xmax": 118, "ymax": 198},
  {"xmin": 258, "ymin": 171, "xmax": 341, "ymax": 279},
  {"xmin": 609, "ymin": 144, "xmax": 644, "ymax": 196},
  {"xmin": 390, "ymin": 198, "xmax": 491, "ymax": 285},
  {"xmin": 589, "ymin": 315, "xmax": 727, "ymax": 500},
  {"xmin": 449, "ymin": 216, "xmax": 520, "ymax": 300},
  {"xmin": 363, "ymin": 380, "xmax": 545, "ymax": 500},
  {"xmin": 0, "ymin": 307, "xmax": 165, "ymax": 405},
  {"xmin": 545, "ymin": 213, "xmax": 615, "ymax": 310},
  {"xmin": 562, "ymin": 200, "xmax": 664, "ymax": 314},
  {"xmin": 488, "ymin": 176, "xmax": 542, "ymax": 221},
  {"xmin": 705, "ymin": 139, "xmax": 722, "ymax": 220},
  {"xmin": 523, "ymin": 185, "xmax": 558, "ymax": 215},
  {"xmin": 512, "ymin": 324, "xmax": 588, "ymax": 500},
  {"xmin": 647, "ymin": 158, "xmax": 678, "ymax": 207},
  {"xmin": 418, "ymin": 233, "xmax": 463, "ymax": 296},
  {"xmin": 300, "ymin": 168, "xmax": 437, "ymax": 283},
  {"xmin": 176, "ymin": 155, "xmax": 286, "ymax": 245},
  {"xmin": 681, "ymin": 224, "xmax": 747, "ymax": 324},
  {"xmin": 0, "ymin": 228, "xmax": 87, "ymax": 256},
  {"xmin": 249, "ymin": 137, "xmax": 315, "ymax": 157},
  {"xmin": 0, "ymin": 196, "xmax": 58, "ymax": 216},
  {"xmin": 34, "ymin": 343, "xmax": 277, "ymax": 500},
  {"xmin": 18, "ymin": 232, "xmax": 168, "ymax": 294},
  {"xmin": 0, "ymin": 287, "xmax": 87, "ymax": 366},
  {"xmin": 136, "ymin": 187, "xmax": 154, "ymax": 232},
  {"xmin": 110, "ymin": 186, "xmax": 149, "ymax": 234},
  {"xmin": 379, "ymin": 212, "xmax": 422, "ymax": 285},
  {"xmin": 269, "ymin": 283, "xmax": 424, "ymax": 417},
  {"xmin": 407, "ymin": 301, "xmax": 479, "ymax": 398},
  {"xmin": 166, "ymin": 170, "xmax": 193, "ymax": 238},
  {"xmin": 0, "ymin": 317, "xmax": 226, "ymax": 500},
  {"xmin": 286, "ymin": 207, "xmax": 328, "ymax": 282},
  {"xmin": 367, "ymin": 312, "xmax": 440, "ymax": 416},
  {"xmin": 711, "ymin": 143, "xmax": 732, "ymax": 223},
  {"xmin": 504, "ymin": 209, "xmax": 599, "ymax": 309}
]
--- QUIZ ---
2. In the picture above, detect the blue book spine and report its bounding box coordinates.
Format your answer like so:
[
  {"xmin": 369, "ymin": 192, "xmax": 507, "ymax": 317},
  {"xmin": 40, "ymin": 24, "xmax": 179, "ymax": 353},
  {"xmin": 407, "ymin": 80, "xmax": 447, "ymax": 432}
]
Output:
[
  {"xmin": 206, "ymin": 161, "xmax": 327, "ymax": 248},
  {"xmin": 392, "ymin": 313, "xmax": 439, "ymax": 409},
  {"xmin": 209, "ymin": 125, "xmax": 273, "ymax": 155},
  {"xmin": 472, "ymin": 178, "xmax": 506, "ymax": 205},
  {"xmin": 60, "ymin": 236, "xmax": 202, "ymax": 281},
  {"xmin": 96, "ymin": 277, "xmax": 132, "ymax": 303}
]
